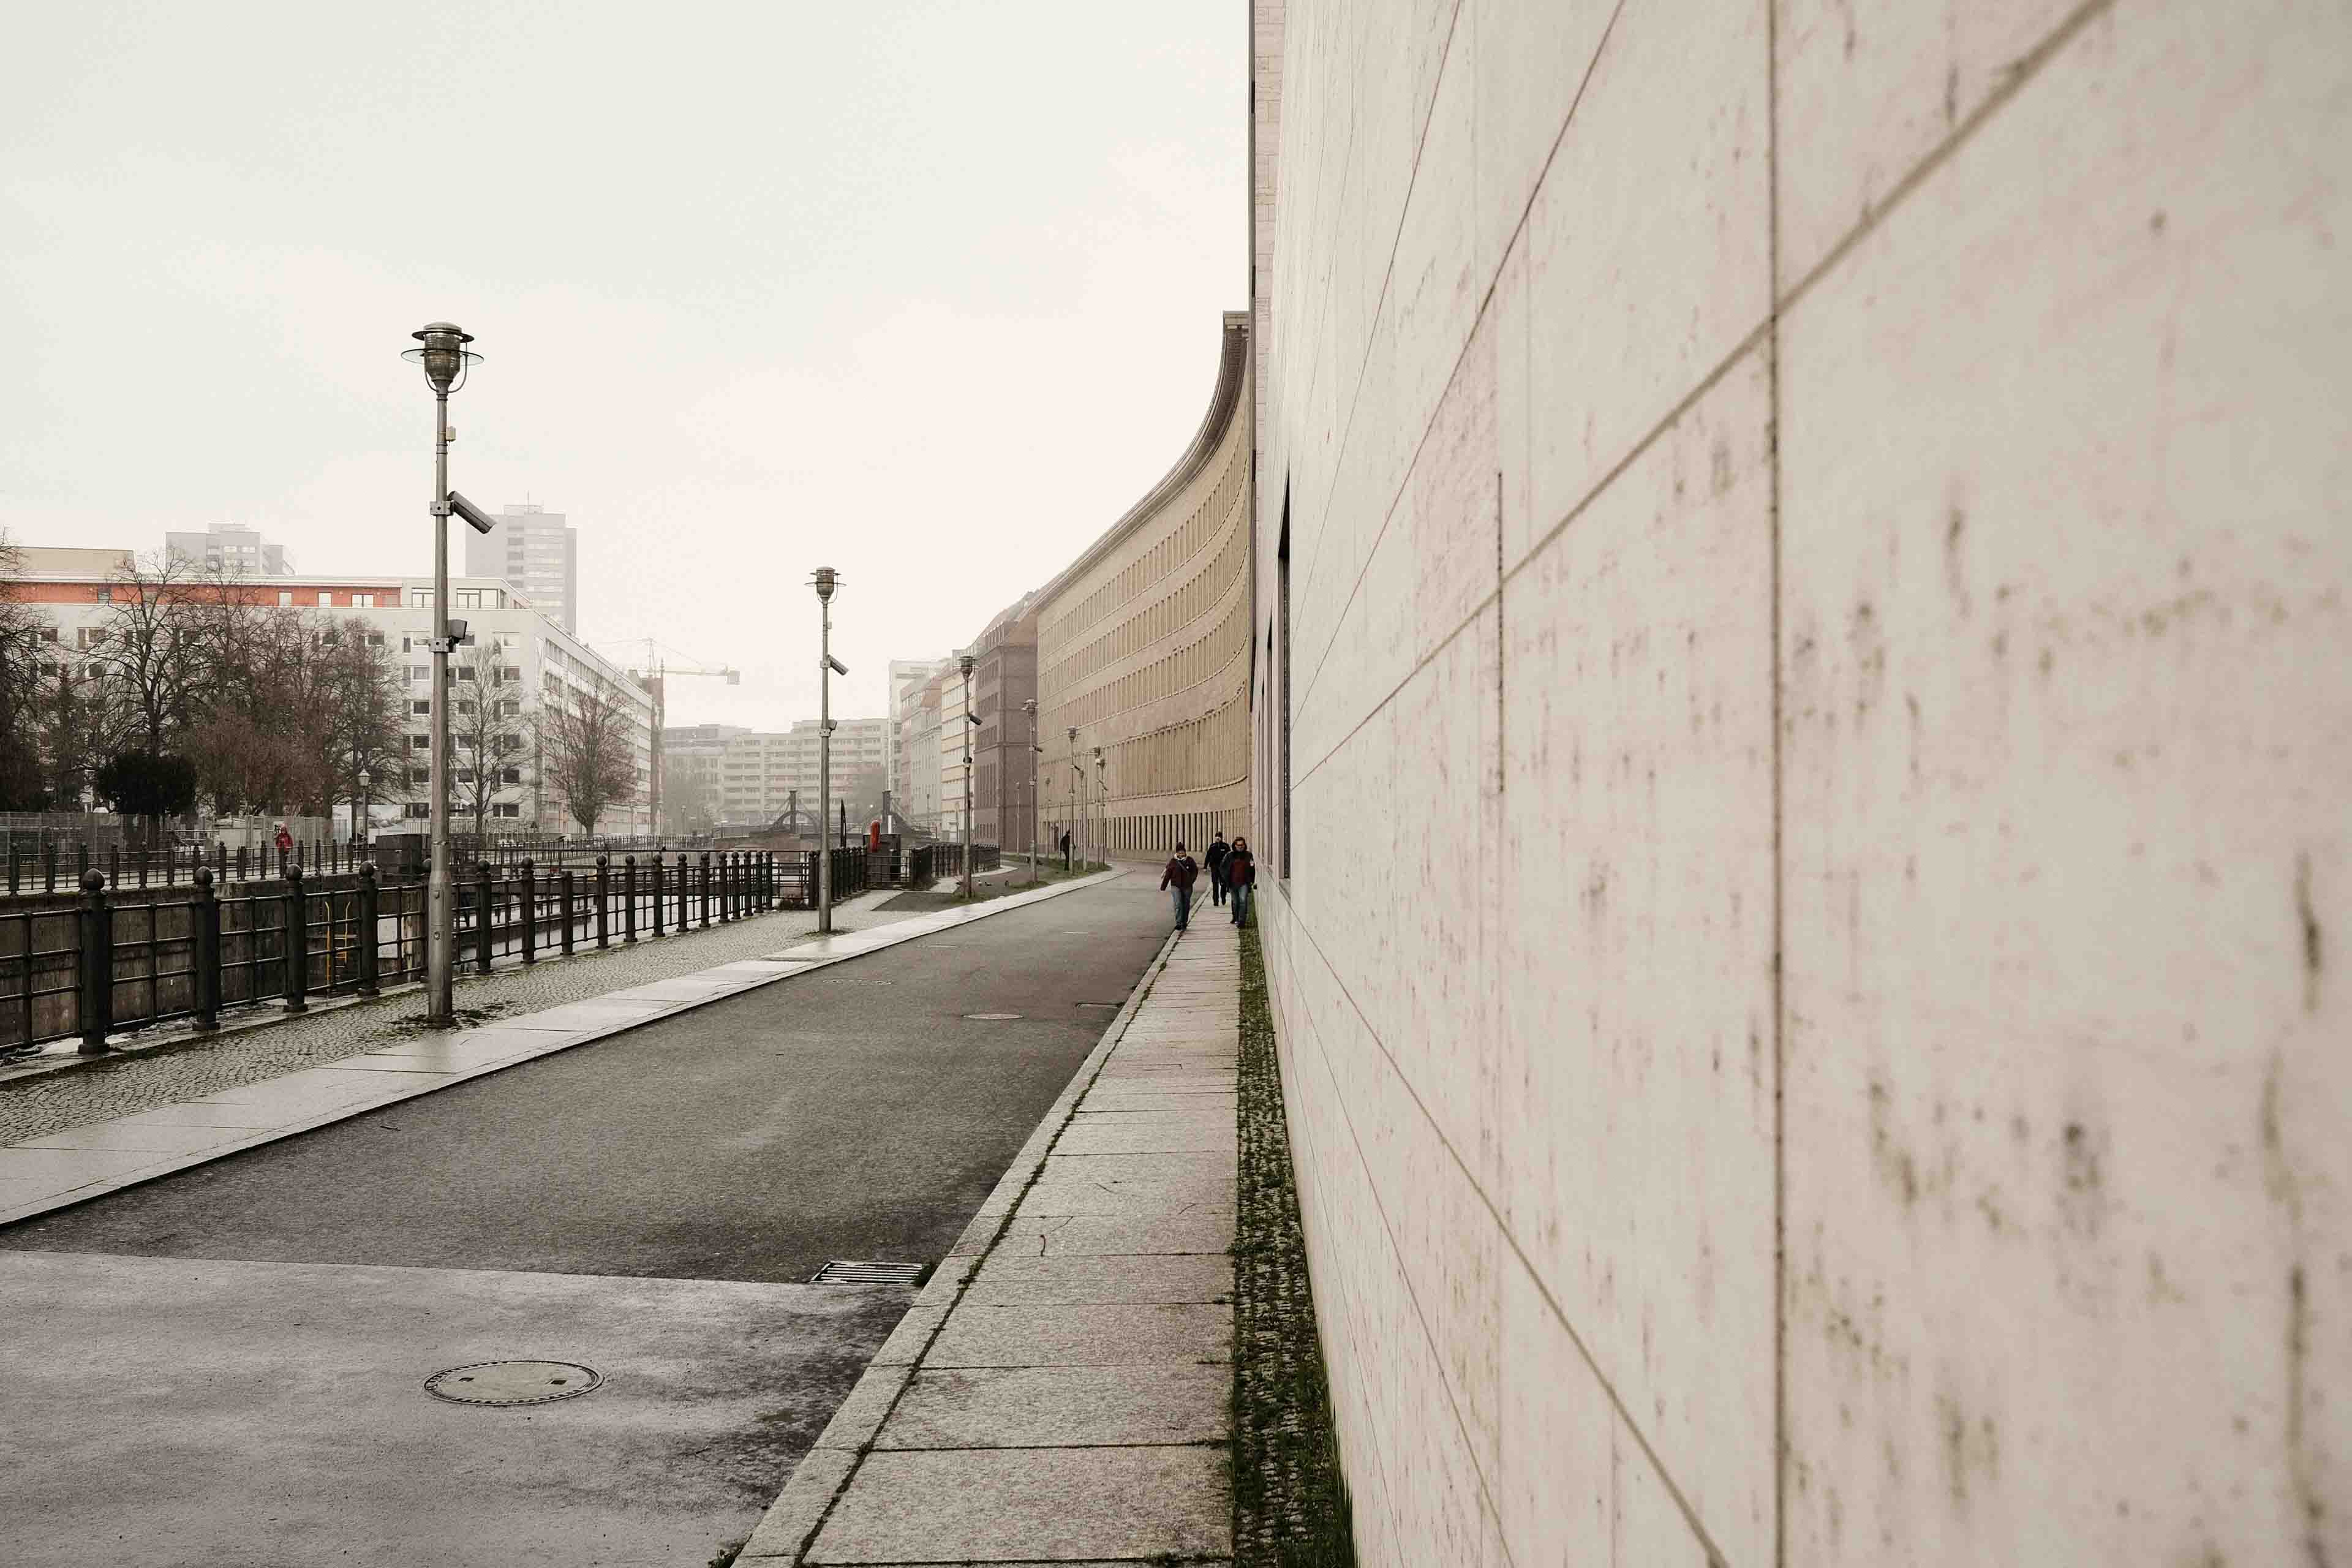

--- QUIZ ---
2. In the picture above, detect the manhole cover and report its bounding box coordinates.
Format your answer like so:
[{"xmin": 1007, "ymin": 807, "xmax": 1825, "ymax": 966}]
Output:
[
  {"xmin": 962, "ymin": 1012, "xmax": 1023, "ymax": 1020},
  {"xmin": 424, "ymin": 1360, "xmax": 603, "ymax": 1407},
  {"xmin": 811, "ymin": 1259, "xmax": 929, "ymax": 1286}
]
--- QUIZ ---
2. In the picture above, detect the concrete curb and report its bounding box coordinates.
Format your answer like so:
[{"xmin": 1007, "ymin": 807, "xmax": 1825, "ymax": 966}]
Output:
[
  {"xmin": 734, "ymin": 921, "xmax": 1186, "ymax": 1563},
  {"xmin": 0, "ymin": 870, "xmax": 1129, "ymax": 1229}
]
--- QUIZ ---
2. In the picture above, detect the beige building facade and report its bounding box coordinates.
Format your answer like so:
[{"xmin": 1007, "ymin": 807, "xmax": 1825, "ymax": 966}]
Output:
[
  {"xmin": 1035, "ymin": 313, "xmax": 1253, "ymax": 862},
  {"xmin": 1249, "ymin": 2, "xmax": 2351, "ymax": 1565}
]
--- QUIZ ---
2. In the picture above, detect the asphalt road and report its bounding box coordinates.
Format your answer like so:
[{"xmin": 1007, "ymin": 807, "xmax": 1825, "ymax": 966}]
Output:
[
  {"xmin": 0, "ymin": 874, "xmax": 1173, "ymax": 1567},
  {"xmin": 2, "ymin": 876, "xmax": 1170, "ymax": 1282}
]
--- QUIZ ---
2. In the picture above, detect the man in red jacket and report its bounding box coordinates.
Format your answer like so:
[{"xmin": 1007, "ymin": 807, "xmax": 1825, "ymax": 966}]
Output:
[{"xmin": 1160, "ymin": 841, "xmax": 1200, "ymax": 932}]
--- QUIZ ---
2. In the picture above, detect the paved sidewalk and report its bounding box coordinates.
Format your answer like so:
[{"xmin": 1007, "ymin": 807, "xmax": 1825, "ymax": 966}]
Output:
[
  {"xmin": 0, "ymin": 872, "xmax": 1125, "ymax": 1227},
  {"xmin": 737, "ymin": 920, "xmax": 1240, "ymax": 1564}
]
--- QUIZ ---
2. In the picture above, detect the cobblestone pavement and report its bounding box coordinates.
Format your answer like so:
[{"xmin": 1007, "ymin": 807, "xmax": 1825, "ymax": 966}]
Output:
[
  {"xmin": 0, "ymin": 899, "xmax": 917, "ymax": 1147},
  {"xmin": 1233, "ymin": 921, "xmax": 1357, "ymax": 1566}
]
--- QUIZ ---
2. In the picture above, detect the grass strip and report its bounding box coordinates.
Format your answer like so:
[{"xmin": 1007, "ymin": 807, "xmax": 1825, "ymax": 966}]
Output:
[{"xmin": 1232, "ymin": 921, "xmax": 1357, "ymax": 1567}]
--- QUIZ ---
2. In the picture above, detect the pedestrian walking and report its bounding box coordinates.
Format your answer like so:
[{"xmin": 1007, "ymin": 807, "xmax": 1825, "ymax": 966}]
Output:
[
  {"xmin": 1060, "ymin": 829, "xmax": 1072, "ymax": 872},
  {"xmin": 1226, "ymin": 835, "xmax": 1256, "ymax": 928},
  {"xmin": 1160, "ymin": 841, "xmax": 1200, "ymax": 931},
  {"xmin": 1203, "ymin": 831, "xmax": 1231, "ymax": 907}
]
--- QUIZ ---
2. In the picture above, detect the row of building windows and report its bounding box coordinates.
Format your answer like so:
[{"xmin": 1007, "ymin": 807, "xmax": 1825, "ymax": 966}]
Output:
[
  {"xmin": 1096, "ymin": 698, "xmax": 1248, "ymax": 802},
  {"xmin": 1039, "ymin": 443, "xmax": 1246, "ymax": 649},
  {"xmin": 1094, "ymin": 809, "xmax": 1246, "ymax": 857},
  {"xmin": 1043, "ymin": 513, "xmax": 1245, "ymax": 699},
  {"xmin": 1047, "ymin": 577, "xmax": 1248, "ymax": 732}
]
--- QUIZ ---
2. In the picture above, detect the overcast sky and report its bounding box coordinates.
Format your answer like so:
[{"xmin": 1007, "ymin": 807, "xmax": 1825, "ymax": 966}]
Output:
[{"xmin": 1, "ymin": 2, "xmax": 1245, "ymax": 728}]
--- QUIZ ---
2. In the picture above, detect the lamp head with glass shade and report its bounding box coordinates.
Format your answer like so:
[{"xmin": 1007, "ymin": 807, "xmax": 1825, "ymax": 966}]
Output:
[
  {"xmin": 811, "ymin": 567, "xmax": 839, "ymax": 603},
  {"xmin": 402, "ymin": 322, "xmax": 481, "ymax": 394}
]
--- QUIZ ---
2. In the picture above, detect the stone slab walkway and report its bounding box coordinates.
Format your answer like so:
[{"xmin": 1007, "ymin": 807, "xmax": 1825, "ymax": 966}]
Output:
[
  {"xmin": 738, "ymin": 919, "xmax": 1240, "ymax": 1565},
  {"xmin": 0, "ymin": 872, "xmax": 1127, "ymax": 1227}
]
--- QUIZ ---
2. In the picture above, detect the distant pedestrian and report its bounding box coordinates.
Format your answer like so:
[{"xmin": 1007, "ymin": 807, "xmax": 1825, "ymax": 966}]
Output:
[
  {"xmin": 1160, "ymin": 841, "xmax": 1199, "ymax": 931},
  {"xmin": 1226, "ymin": 835, "xmax": 1255, "ymax": 928},
  {"xmin": 1203, "ymin": 831, "xmax": 1231, "ymax": 906},
  {"xmin": 1060, "ymin": 829, "xmax": 1071, "ymax": 871}
]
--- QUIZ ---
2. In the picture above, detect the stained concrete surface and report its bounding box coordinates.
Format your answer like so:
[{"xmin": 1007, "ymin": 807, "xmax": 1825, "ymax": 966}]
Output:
[
  {"xmin": 0, "ymin": 877, "xmax": 1173, "ymax": 1566},
  {"xmin": 0, "ymin": 1250, "xmax": 904, "ymax": 1568}
]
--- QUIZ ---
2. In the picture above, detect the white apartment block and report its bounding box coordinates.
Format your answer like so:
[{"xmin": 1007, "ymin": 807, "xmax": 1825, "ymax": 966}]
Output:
[
  {"xmin": 26, "ymin": 560, "xmax": 652, "ymax": 837},
  {"xmin": 665, "ymin": 717, "xmax": 890, "ymax": 829}
]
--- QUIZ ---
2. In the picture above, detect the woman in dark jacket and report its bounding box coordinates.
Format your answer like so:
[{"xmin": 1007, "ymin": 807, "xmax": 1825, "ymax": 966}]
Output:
[{"xmin": 1226, "ymin": 836, "xmax": 1256, "ymax": 927}]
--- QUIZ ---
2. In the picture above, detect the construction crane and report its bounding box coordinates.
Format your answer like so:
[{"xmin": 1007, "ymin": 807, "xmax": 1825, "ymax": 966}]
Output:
[{"xmin": 598, "ymin": 638, "xmax": 739, "ymax": 838}]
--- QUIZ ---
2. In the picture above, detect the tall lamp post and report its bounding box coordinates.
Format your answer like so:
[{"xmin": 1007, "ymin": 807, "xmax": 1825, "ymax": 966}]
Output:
[
  {"xmin": 813, "ymin": 568, "xmax": 846, "ymax": 935},
  {"xmin": 356, "ymin": 767, "xmax": 372, "ymax": 846},
  {"xmin": 1022, "ymin": 698, "xmax": 1039, "ymax": 884},
  {"xmin": 1066, "ymin": 726, "xmax": 1082, "ymax": 867},
  {"xmin": 959, "ymin": 653, "xmax": 976, "ymax": 899},
  {"xmin": 1093, "ymin": 747, "xmax": 1106, "ymax": 862},
  {"xmin": 402, "ymin": 322, "xmax": 481, "ymax": 1026}
]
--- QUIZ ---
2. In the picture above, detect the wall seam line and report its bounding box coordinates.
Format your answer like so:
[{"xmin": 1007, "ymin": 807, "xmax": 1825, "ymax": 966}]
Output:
[
  {"xmin": 1289, "ymin": 0, "xmax": 2115, "ymax": 798},
  {"xmin": 1284, "ymin": 903, "xmax": 1732, "ymax": 1567},
  {"xmin": 1289, "ymin": 0, "xmax": 1623, "ymax": 731},
  {"xmin": 1289, "ymin": 0, "xmax": 1468, "ymax": 628},
  {"xmin": 1766, "ymin": 0, "xmax": 1789, "ymax": 1564}
]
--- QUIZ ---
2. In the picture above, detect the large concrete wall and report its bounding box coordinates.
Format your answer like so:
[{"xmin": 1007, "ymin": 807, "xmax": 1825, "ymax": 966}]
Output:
[{"xmin": 1247, "ymin": 2, "xmax": 2350, "ymax": 1563}]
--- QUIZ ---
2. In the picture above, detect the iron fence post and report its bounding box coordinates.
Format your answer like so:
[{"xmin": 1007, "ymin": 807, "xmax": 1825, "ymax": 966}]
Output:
[
  {"xmin": 45, "ymin": 840, "xmax": 57, "ymax": 892},
  {"xmin": 700, "ymin": 852, "xmax": 712, "ymax": 927},
  {"xmin": 77, "ymin": 870, "xmax": 111, "ymax": 1053},
  {"xmin": 560, "ymin": 869, "xmax": 576, "ymax": 957},
  {"xmin": 475, "ymin": 861, "xmax": 494, "ymax": 975},
  {"xmin": 651, "ymin": 855, "xmax": 665, "ymax": 938},
  {"xmin": 624, "ymin": 856, "xmax": 638, "ymax": 944},
  {"xmin": 191, "ymin": 866, "xmax": 224, "ymax": 1027},
  {"xmin": 355, "ymin": 864, "xmax": 380, "ymax": 997},
  {"xmin": 595, "ymin": 854, "xmax": 610, "ymax": 948},
  {"xmin": 676, "ymin": 853, "xmax": 688, "ymax": 930},
  {"xmin": 282, "ymin": 863, "xmax": 309, "ymax": 1014},
  {"xmin": 519, "ymin": 859, "xmax": 537, "ymax": 965}
]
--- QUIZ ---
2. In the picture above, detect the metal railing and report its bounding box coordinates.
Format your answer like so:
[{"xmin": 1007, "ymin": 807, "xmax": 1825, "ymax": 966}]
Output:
[{"xmin": 0, "ymin": 851, "xmax": 779, "ymax": 1057}]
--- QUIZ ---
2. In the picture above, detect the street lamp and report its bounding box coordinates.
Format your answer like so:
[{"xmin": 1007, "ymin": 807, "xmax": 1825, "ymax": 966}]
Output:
[
  {"xmin": 1093, "ymin": 746, "xmax": 1105, "ymax": 862},
  {"xmin": 402, "ymin": 321, "xmax": 483, "ymax": 1026},
  {"xmin": 1022, "ymin": 698, "xmax": 1039, "ymax": 884},
  {"xmin": 959, "ymin": 652, "xmax": 976, "ymax": 899},
  {"xmin": 812, "ymin": 568, "xmax": 846, "ymax": 935},
  {"xmin": 1066, "ymin": 726, "xmax": 1081, "ymax": 867},
  {"xmin": 356, "ymin": 767, "xmax": 372, "ymax": 846}
]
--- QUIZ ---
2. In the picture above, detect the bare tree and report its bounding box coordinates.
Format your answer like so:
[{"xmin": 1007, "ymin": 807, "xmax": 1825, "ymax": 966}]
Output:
[
  {"xmin": 540, "ymin": 673, "xmax": 639, "ymax": 835},
  {"xmin": 420, "ymin": 635, "xmax": 534, "ymax": 842},
  {"xmin": 0, "ymin": 533, "xmax": 57, "ymax": 808},
  {"xmin": 88, "ymin": 550, "xmax": 207, "ymax": 756}
]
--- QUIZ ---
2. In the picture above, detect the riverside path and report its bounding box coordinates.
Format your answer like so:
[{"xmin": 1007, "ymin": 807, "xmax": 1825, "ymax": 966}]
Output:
[{"xmin": 0, "ymin": 873, "xmax": 1172, "ymax": 1568}]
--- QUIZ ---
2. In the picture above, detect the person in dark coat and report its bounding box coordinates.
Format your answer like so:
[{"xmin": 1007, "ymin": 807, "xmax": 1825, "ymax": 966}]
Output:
[
  {"xmin": 1059, "ymin": 829, "xmax": 1071, "ymax": 871},
  {"xmin": 1203, "ymin": 832, "xmax": 1231, "ymax": 906},
  {"xmin": 1226, "ymin": 836, "xmax": 1256, "ymax": 927},
  {"xmin": 1160, "ymin": 841, "xmax": 1200, "ymax": 931}
]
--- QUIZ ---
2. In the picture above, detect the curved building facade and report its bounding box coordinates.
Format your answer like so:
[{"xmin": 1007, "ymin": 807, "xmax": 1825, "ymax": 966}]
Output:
[{"xmin": 1035, "ymin": 312, "xmax": 1251, "ymax": 860}]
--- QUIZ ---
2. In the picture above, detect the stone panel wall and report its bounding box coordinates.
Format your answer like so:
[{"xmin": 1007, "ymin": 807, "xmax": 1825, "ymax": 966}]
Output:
[{"xmin": 1250, "ymin": 1, "xmax": 2350, "ymax": 1563}]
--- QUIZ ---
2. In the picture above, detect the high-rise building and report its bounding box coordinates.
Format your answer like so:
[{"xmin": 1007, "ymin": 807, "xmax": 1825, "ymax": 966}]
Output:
[
  {"xmin": 164, "ymin": 523, "xmax": 292, "ymax": 576},
  {"xmin": 464, "ymin": 503, "xmax": 578, "ymax": 634},
  {"xmin": 661, "ymin": 717, "xmax": 891, "ymax": 830}
]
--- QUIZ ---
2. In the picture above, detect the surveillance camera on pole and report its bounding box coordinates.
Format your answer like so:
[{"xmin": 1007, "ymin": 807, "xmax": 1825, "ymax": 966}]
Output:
[
  {"xmin": 811, "ymin": 568, "xmax": 843, "ymax": 934},
  {"xmin": 401, "ymin": 321, "xmax": 484, "ymax": 1027},
  {"xmin": 446, "ymin": 489, "xmax": 497, "ymax": 536}
]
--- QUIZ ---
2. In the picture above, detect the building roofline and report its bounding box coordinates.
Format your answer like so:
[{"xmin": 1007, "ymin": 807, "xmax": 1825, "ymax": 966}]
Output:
[{"xmin": 1031, "ymin": 312, "xmax": 1248, "ymax": 614}]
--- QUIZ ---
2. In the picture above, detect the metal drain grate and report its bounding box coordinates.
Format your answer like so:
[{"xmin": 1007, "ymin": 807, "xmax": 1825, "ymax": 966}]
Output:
[
  {"xmin": 811, "ymin": 1260, "xmax": 929, "ymax": 1287},
  {"xmin": 962, "ymin": 1011, "xmax": 1023, "ymax": 1020},
  {"xmin": 424, "ymin": 1360, "xmax": 603, "ymax": 1407},
  {"xmin": 1077, "ymin": 1001, "xmax": 1121, "ymax": 1010}
]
